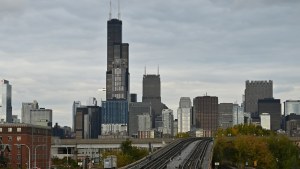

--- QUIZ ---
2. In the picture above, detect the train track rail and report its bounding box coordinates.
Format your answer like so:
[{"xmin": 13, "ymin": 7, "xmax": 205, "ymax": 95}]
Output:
[
  {"xmin": 181, "ymin": 138, "xmax": 212, "ymax": 169},
  {"xmin": 123, "ymin": 138, "xmax": 201, "ymax": 169}
]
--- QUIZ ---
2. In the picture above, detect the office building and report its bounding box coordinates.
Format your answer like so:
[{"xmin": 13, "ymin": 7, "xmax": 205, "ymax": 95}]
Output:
[
  {"xmin": 30, "ymin": 108, "xmax": 52, "ymax": 127},
  {"xmin": 87, "ymin": 97, "xmax": 97, "ymax": 106},
  {"xmin": 72, "ymin": 101, "xmax": 81, "ymax": 132},
  {"xmin": 128, "ymin": 102, "xmax": 151, "ymax": 137},
  {"xmin": 258, "ymin": 98, "xmax": 281, "ymax": 131},
  {"xmin": 21, "ymin": 100, "xmax": 52, "ymax": 127},
  {"xmin": 218, "ymin": 103, "xmax": 233, "ymax": 129},
  {"xmin": 75, "ymin": 106, "xmax": 101, "ymax": 139},
  {"xmin": 137, "ymin": 114, "xmax": 152, "ymax": 132},
  {"xmin": 260, "ymin": 113, "xmax": 271, "ymax": 130},
  {"xmin": 244, "ymin": 80, "xmax": 273, "ymax": 117},
  {"xmin": 162, "ymin": 109, "xmax": 174, "ymax": 137},
  {"xmin": 101, "ymin": 99, "xmax": 128, "ymax": 135},
  {"xmin": 284, "ymin": 100, "xmax": 300, "ymax": 116},
  {"xmin": 0, "ymin": 123, "xmax": 51, "ymax": 169},
  {"xmin": 177, "ymin": 97, "xmax": 192, "ymax": 133},
  {"xmin": 106, "ymin": 17, "xmax": 129, "ymax": 100},
  {"xmin": 142, "ymin": 74, "xmax": 167, "ymax": 128},
  {"xmin": 0, "ymin": 80, "xmax": 12, "ymax": 123},
  {"xmin": 233, "ymin": 104, "xmax": 244, "ymax": 125},
  {"xmin": 21, "ymin": 100, "xmax": 39, "ymax": 124},
  {"xmin": 285, "ymin": 114, "xmax": 300, "ymax": 137},
  {"xmin": 173, "ymin": 119, "xmax": 178, "ymax": 137},
  {"xmin": 193, "ymin": 96, "xmax": 218, "ymax": 137}
]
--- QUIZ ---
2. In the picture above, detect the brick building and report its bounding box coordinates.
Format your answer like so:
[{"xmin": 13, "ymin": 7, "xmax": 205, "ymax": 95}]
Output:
[{"xmin": 0, "ymin": 123, "xmax": 51, "ymax": 169}]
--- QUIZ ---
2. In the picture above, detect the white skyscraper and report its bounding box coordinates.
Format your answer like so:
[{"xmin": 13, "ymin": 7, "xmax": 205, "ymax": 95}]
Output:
[
  {"xmin": 162, "ymin": 109, "xmax": 174, "ymax": 136},
  {"xmin": 0, "ymin": 80, "xmax": 12, "ymax": 123},
  {"xmin": 177, "ymin": 97, "xmax": 191, "ymax": 133}
]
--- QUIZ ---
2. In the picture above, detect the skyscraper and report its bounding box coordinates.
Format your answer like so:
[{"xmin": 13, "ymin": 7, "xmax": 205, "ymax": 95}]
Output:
[
  {"xmin": 218, "ymin": 103, "xmax": 233, "ymax": 129},
  {"xmin": 128, "ymin": 102, "xmax": 151, "ymax": 137},
  {"xmin": 244, "ymin": 80, "xmax": 273, "ymax": 117},
  {"xmin": 193, "ymin": 96, "xmax": 218, "ymax": 137},
  {"xmin": 0, "ymin": 79, "xmax": 12, "ymax": 123},
  {"xmin": 162, "ymin": 109, "xmax": 174, "ymax": 136},
  {"xmin": 258, "ymin": 98, "xmax": 281, "ymax": 131},
  {"xmin": 177, "ymin": 97, "xmax": 192, "ymax": 133},
  {"xmin": 72, "ymin": 101, "xmax": 81, "ymax": 132},
  {"xmin": 106, "ymin": 17, "xmax": 129, "ymax": 100},
  {"xmin": 142, "ymin": 74, "xmax": 167, "ymax": 128}
]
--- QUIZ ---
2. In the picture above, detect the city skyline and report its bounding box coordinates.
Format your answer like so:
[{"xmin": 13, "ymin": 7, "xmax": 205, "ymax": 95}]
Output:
[{"xmin": 0, "ymin": 0, "xmax": 300, "ymax": 127}]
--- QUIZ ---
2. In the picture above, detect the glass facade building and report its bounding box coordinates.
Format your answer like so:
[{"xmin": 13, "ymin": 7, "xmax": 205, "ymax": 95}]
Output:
[
  {"xmin": 0, "ymin": 79, "xmax": 12, "ymax": 123},
  {"xmin": 101, "ymin": 99, "xmax": 128, "ymax": 124}
]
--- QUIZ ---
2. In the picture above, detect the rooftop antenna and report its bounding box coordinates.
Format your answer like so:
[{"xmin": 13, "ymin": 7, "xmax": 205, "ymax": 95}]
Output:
[
  {"xmin": 157, "ymin": 65, "xmax": 160, "ymax": 75},
  {"xmin": 144, "ymin": 66, "xmax": 147, "ymax": 75},
  {"xmin": 109, "ymin": 0, "xmax": 112, "ymax": 20},
  {"xmin": 118, "ymin": 0, "xmax": 121, "ymax": 19}
]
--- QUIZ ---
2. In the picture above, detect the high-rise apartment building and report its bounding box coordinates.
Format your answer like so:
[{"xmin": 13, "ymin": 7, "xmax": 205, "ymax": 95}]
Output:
[
  {"xmin": 284, "ymin": 100, "xmax": 300, "ymax": 116},
  {"xmin": 244, "ymin": 80, "xmax": 273, "ymax": 117},
  {"xmin": 106, "ymin": 18, "xmax": 129, "ymax": 100},
  {"xmin": 258, "ymin": 98, "xmax": 281, "ymax": 131},
  {"xmin": 0, "ymin": 79, "xmax": 12, "ymax": 123},
  {"xmin": 218, "ymin": 103, "xmax": 233, "ymax": 129},
  {"xmin": 142, "ymin": 74, "xmax": 167, "ymax": 128},
  {"xmin": 193, "ymin": 96, "xmax": 218, "ymax": 137},
  {"xmin": 177, "ymin": 97, "xmax": 191, "ymax": 133}
]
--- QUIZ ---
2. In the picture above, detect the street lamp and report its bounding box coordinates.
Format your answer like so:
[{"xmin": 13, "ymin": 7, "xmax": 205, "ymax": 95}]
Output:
[
  {"xmin": 34, "ymin": 144, "xmax": 46, "ymax": 169},
  {"xmin": 15, "ymin": 144, "xmax": 30, "ymax": 169}
]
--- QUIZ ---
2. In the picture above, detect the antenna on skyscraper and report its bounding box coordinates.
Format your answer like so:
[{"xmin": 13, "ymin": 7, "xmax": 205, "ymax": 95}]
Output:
[
  {"xmin": 157, "ymin": 65, "xmax": 160, "ymax": 75},
  {"xmin": 118, "ymin": 0, "xmax": 121, "ymax": 19},
  {"xmin": 109, "ymin": 0, "xmax": 112, "ymax": 20},
  {"xmin": 144, "ymin": 66, "xmax": 147, "ymax": 75}
]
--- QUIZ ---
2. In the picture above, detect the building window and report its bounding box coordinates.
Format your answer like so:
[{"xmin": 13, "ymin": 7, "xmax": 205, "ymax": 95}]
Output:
[
  {"xmin": 8, "ymin": 128, "xmax": 12, "ymax": 132},
  {"xmin": 17, "ymin": 128, "xmax": 21, "ymax": 132},
  {"xmin": 0, "ymin": 136, "xmax": 2, "ymax": 141},
  {"xmin": 8, "ymin": 136, "xmax": 12, "ymax": 141},
  {"xmin": 0, "ymin": 128, "xmax": 2, "ymax": 132},
  {"xmin": 17, "ymin": 146, "xmax": 21, "ymax": 154},
  {"xmin": 17, "ymin": 136, "xmax": 21, "ymax": 142},
  {"xmin": 17, "ymin": 155, "xmax": 21, "ymax": 161}
]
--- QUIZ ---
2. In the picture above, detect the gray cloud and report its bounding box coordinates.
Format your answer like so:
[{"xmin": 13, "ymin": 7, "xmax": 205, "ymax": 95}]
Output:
[{"xmin": 1, "ymin": 0, "xmax": 300, "ymax": 126}]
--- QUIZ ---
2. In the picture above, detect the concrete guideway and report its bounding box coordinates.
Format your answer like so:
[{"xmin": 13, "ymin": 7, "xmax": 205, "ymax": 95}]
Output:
[{"xmin": 166, "ymin": 140, "xmax": 201, "ymax": 169}]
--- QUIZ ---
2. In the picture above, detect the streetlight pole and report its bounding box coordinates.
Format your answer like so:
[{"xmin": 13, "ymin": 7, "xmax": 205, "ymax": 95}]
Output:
[
  {"xmin": 15, "ymin": 144, "xmax": 30, "ymax": 169},
  {"xmin": 66, "ymin": 146, "xmax": 69, "ymax": 168},
  {"xmin": 34, "ymin": 144, "xmax": 46, "ymax": 169}
]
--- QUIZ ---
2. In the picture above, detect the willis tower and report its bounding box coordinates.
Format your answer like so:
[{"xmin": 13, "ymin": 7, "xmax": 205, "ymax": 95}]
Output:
[{"xmin": 106, "ymin": 1, "xmax": 129, "ymax": 100}]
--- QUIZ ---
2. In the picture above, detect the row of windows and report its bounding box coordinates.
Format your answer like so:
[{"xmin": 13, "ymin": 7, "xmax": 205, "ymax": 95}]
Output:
[
  {"xmin": 0, "ymin": 136, "xmax": 22, "ymax": 141},
  {"xmin": 0, "ymin": 127, "xmax": 22, "ymax": 132}
]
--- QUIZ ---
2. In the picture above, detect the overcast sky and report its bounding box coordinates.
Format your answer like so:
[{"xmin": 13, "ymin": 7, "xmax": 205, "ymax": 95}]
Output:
[{"xmin": 1, "ymin": 0, "xmax": 300, "ymax": 127}]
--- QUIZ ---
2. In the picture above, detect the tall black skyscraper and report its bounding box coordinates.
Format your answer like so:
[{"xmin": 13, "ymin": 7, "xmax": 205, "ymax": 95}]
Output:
[
  {"xmin": 106, "ymin": 17, "xmax": 129, "ymax": 100},
  {"xmin": 142, "ymin": 73, "xmax": 167, "ymax": 128}
]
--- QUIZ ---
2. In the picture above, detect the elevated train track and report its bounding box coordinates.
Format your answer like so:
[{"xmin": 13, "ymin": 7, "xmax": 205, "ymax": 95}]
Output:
[{"xmin": 122, "ymin": 137, "xmax": 213, "ymax": 169}]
